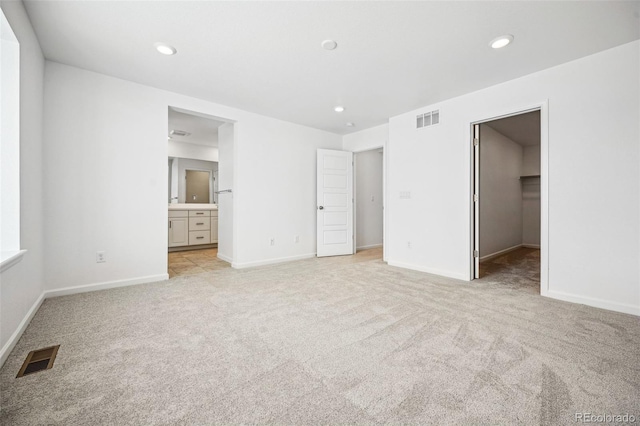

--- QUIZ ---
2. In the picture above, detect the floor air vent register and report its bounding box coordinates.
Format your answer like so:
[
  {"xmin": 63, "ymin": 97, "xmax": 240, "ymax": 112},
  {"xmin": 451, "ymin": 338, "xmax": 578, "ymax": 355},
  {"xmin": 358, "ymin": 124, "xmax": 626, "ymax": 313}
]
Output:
[{"xmin": 16, "ymin": 345, "xmax": 60, "ymax": 378}]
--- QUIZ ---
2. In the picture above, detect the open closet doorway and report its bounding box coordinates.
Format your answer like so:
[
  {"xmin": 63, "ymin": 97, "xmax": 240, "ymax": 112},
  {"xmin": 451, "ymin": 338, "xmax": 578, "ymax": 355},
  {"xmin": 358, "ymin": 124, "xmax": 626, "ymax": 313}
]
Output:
[
  {"xmin": 354, "ymin": 148, "xmax": 384, "ymax": 261},
  {"xmin": 166, "ymin": 106, "xmax": 235, "ymax": 277},
  {"xmin": 471, "ymin": 110, "xmax": 542, "ymax": 294}
]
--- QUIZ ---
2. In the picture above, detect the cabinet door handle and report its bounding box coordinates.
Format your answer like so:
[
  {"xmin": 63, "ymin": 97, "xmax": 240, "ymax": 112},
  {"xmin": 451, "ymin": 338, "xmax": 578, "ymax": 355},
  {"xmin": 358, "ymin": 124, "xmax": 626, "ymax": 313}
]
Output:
[
  {"xmin": 196, "ymin": 236, "xmax": 204, "ymax": 239},
  {"xmin": 196, "ymin": 212, "xmax": 204, "ymax": 215},
  {"xmin": 196, "ymin": 222, "xmax": 204, "ymax": 225}
]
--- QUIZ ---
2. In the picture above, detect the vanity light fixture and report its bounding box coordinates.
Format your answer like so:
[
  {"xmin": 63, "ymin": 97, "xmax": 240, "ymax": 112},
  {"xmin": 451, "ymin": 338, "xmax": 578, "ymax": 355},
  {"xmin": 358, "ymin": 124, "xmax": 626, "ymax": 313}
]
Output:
[
  {"xmin": 334, "ymin": 106, "xmax": 345, "ymax": 113},
  {"xmin": 489, "ymin": 35, "xmax": 514, "ymax": 49},
  {"xmin": 154, "ymin": 42, "xmax": 177, "ymax": 55}
]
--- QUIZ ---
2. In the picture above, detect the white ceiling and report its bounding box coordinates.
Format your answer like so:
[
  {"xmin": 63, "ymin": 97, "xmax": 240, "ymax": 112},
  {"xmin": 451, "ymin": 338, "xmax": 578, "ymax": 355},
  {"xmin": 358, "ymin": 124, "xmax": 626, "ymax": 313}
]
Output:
[
  {"xmin": 168, "ymin": 108, "xmax": 224, "ymax": 147},
  {"xmin": 486, "ymin": 111, "xmax": 540, "ymax": 147},
  {"xmin": 24, "ymin": 1, "xmax": 640, "ymax": 135}
]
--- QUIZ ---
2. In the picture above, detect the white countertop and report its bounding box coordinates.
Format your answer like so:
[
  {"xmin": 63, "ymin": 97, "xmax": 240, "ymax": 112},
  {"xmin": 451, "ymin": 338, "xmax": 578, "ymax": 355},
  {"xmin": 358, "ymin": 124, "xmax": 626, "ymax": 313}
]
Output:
[{"xmin": 169, "ymin": 203, "xmax": 218, "ymax": 210}]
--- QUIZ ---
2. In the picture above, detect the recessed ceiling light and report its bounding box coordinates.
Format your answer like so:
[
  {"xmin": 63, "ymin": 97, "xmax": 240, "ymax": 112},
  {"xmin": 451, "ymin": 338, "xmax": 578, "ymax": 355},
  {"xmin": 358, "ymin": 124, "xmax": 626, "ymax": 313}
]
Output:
[
  {"xmin": 346, "ymin": 122, "xmax": 355, "ymax": 127},
  {"xmin": 322, "ymin": 40, "xmax": 338, "ymax": 50},
  {"xmin": 154, "ymin": 42, "xmax": 177, "ymax": 55},
  {"xmin": 489, "ymin": 35, "xmax": 514, "ymax": 49},
  {"xmin": 334, "ymin": 106, "xmax": 345, "ymax": 113}
]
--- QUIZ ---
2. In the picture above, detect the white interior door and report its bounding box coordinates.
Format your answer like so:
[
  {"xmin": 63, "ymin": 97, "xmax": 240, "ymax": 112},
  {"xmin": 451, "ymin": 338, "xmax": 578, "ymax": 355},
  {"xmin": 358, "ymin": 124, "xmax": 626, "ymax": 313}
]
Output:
[{"xmin": 317, "ymin": 149, "xmax": 353, "ymax": 257}]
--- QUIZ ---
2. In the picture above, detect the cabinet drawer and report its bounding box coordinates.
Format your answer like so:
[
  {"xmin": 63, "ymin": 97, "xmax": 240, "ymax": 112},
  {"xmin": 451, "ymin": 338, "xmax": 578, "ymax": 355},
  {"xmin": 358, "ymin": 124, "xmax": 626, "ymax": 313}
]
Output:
[
  {"xmin": 189, "ymin": 210, "xmax": 211, "ymax": 217},
  {"xmin": 189, "ymin": 230, "xmax": 211, "ymax": 245},
  {"xmin": 169, "ymin": 210, "xmax": 188, "ymax": 218},
  {"xmin": 189, "ymin": 217, "xmax": 210, "ymax": 231}
]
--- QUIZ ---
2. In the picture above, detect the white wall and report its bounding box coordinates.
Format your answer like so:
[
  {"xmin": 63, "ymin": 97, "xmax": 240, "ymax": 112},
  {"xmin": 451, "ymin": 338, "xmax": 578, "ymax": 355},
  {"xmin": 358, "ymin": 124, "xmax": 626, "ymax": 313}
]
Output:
[
  {"xmin": 0, "ymin": 0, "xmax": 45, "ymax": 365},
  {"xmin": 522, "ymin": 178, "xmax": 541, "ymax": 247},
  {"xmin": 387, "ymin": 40, "xmax": 639, "ymax": 315},
  {"xmin": 44, "ymin": 62, "xmax": 169, "ymax": 291},
  {"xmin": 522, "ymin": 145, "xmax": 541, "ymax": 247},
  {"xmin": 233, "ymin": 115, "xmax": 342, "ymax": 267},
  {"xmin": 343, "ymin": 123, "xmax": 388, "ymax": 152},
  {"xmin": 217, "ymin": 122, "xmax": 234, "ymax": 263},
  {"xmin": 523, "ymin": 145, "xmax": 541, "ymax": 176},
  {"xmin": 479, "ymin": 125, "xmax": 523, "ymax": 258},
  {"xmin": 355, "ymin": 150, "xmax": 383, "ymax": 250},
  {"xmin": 167, "ymin": 139, "xmax": 218, "ymax": 162},
  {"xmin": 43, "ymin": 61, "xmax": 342, "ymax": 290}
]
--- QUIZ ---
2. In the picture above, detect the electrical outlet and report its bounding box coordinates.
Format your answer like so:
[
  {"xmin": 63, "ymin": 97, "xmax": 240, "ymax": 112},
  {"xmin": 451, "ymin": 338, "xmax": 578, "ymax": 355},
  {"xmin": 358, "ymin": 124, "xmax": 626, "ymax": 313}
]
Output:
[
  {"xmin": 269, "ymin": 237, "xmax": 275, "ymax": 246},
  {"xmin": 407, "ymin": 241, "xmax": 411, "ymax": 249},
  {"xmin": 96, "ymin": 251, "xmax": 106, "ymax": 263},
  {"xmin": 294, "ymin": 235, "xmax": 300, "ymax": 243}
]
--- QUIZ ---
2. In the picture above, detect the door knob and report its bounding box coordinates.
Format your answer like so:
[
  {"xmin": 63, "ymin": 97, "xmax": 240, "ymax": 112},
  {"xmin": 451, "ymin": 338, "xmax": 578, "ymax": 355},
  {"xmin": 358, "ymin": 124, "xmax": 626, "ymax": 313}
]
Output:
[{"xmin": 318, "ymin": 206, "xmax": 324, "ymax": 210}]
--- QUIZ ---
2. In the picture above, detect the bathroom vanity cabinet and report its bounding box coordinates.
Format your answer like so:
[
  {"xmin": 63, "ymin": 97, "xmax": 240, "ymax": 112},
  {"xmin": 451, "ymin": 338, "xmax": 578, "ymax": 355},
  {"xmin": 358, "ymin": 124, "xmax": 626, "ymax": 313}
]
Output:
[{"xmin": 168, "ymin": 205, "xmax": 218, "ymax": 248}]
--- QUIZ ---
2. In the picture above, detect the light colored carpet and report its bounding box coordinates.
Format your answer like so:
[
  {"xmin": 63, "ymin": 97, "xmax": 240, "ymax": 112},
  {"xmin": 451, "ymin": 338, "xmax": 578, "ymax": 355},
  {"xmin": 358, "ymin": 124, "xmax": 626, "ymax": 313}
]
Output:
[{"xmin": 1, "ymin": 249, "xmax": 639, "ymax": 425}]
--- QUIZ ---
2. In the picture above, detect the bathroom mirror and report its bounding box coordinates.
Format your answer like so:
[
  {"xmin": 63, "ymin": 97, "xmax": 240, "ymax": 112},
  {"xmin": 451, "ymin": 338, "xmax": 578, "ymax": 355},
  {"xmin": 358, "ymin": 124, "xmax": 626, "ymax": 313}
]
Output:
[{"xmin": 168, "ymin": 158, "xmax": 219, "ymax": 204}]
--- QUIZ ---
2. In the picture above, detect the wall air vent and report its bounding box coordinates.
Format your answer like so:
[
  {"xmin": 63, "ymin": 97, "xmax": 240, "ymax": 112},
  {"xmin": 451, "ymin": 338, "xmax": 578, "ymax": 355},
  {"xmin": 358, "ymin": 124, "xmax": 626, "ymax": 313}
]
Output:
[
  {"xmin": 416, "ymin": 110, "xmax": 440, "ymax": 129},
  {"xmin": 170, "ymin": 129, "xmax": 191, "ymax": 137}
]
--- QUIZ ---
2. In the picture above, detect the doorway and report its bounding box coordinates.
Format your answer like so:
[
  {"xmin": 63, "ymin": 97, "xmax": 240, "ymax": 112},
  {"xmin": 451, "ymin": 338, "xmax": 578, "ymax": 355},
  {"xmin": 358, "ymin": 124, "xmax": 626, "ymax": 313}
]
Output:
[
  {"xmin": 316, "ymin": 146, "xmax": 386, "ymax": 262},
  {"xmin": 166, "ymin": 106, "xmax": 236, "ymax": 276},
  {"xmin": 471, "ymin": 108, "xmax": 544, "ymax": 293},
  {"xmin": 354, "ymin": 148, "xmax": 384, "ymax": 259}
]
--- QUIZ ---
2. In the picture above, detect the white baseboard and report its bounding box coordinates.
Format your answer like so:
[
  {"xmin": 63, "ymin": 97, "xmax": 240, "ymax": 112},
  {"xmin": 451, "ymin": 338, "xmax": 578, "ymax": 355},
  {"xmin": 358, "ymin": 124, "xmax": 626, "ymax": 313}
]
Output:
[
  {"xmin": 522, "ymin": 244, "xmax": 541, "ymax": 249},
  {"xmin": 356, "ymin": 243, "xmax": 383, "ymax": 250},
  {"xmin": 217, "ymin": 253, "xmax": 233, "ymax": 263},
  {"xmin": 546, "ymin": 290, "xmax": 639, "ymax": 316},
  {"xmin": 232, "ymin": 253, "xmax": 316, "ymax": 269},
  {"xmin": 387, "ymin": 260, "xmax": 469, "ymax": 281},
  {"xmin": 479, "ymin": 244, "xmax": 523, "ymax": 262},
  {"xmin": 0, "ymin": 292, "xmax": 45, "ymax": 367},
  {"xmin": 45, "ymin": 274, "xmax": 169, "ymax": 298}
]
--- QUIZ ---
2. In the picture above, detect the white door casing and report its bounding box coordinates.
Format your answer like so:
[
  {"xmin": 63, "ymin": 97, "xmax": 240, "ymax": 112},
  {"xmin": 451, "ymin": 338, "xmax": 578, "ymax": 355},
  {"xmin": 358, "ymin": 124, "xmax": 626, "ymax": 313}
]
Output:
[
  {"xmin": 473, "ymin": 123, "xmax": 480, "ymax": 278},
  {"xmin": 317, "ymin": 149, "xmax": 353, "ymax": 257}
]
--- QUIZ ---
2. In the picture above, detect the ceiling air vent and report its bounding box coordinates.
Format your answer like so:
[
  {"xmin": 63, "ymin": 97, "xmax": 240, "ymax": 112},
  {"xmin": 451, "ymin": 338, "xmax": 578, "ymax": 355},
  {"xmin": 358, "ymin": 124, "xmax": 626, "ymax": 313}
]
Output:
[
  {"xmin": 416, "ymin": 110, "xmax": 440, "ymax": 129},
  {"xmin": 170, "ymin": 129, "xmax": 191, "ymax": 137}
]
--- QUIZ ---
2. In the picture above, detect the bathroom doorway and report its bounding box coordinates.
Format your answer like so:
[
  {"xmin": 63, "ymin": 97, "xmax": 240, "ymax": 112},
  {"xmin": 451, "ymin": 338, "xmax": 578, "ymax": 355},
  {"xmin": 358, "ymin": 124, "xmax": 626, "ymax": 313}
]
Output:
[{"xmin": 167, "ymin": 106, "xmax": 236, "ymax": 276}]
